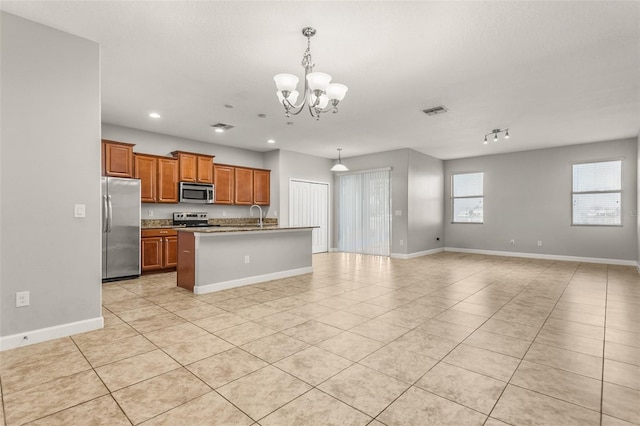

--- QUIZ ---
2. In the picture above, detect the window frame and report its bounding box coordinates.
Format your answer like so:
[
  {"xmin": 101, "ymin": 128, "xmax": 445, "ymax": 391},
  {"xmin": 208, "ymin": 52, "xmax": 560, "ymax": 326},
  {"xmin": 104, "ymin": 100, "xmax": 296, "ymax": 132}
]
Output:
[
  {"xmin": 570, "ymin": 159, "xmax": 623, "ymax": 227},
  {"xmin": 451, "ymin": 171, "xmax": 484, "ymax": 224}
]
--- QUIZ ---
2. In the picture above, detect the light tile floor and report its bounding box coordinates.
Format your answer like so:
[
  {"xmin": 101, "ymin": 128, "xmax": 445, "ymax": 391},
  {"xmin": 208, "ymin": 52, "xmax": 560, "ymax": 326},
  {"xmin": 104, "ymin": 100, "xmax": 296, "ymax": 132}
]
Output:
[{"xmin": 1, "ymin": 252, "xmax": 639, "ymax": 425}]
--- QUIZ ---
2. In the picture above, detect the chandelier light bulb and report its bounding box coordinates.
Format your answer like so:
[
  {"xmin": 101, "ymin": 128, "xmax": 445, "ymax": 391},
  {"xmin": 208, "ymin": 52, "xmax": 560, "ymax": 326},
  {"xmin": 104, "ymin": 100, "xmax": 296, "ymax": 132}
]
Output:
[
  {"xmin": 326, "ymin": 83, "xmax": 348, "ymax": 101},
  {"xmin": 505, "ymin": 129, "xmax": 510, "ymax": 139},
  {"xmin": 484, "ymin": 136, "xmax": 488, "ymax": 144},
  {"xmin": 306, "ymin": 72, "xmax": 332, "ymax": 92},
  {"xmin": 274, "ymin": 74, "xmax": 299, "ymax": 92},
  {"xmin": 494, "ymin": 133, "xmax": 498, "ymax": 142}
]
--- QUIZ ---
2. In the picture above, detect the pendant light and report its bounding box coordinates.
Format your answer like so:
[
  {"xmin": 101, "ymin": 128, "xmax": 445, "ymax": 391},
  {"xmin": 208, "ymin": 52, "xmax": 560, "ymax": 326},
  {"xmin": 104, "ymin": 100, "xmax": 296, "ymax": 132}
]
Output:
[{"xmin": 330, "ymin": 148, "xmax": 349, "ymax": 172}]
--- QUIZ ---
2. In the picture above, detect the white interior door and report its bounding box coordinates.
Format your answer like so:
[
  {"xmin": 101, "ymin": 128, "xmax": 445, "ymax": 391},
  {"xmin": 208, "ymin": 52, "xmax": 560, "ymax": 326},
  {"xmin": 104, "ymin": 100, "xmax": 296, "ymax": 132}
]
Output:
[{"xmin": 290, "ymin": 180, "xmax": 329, "ymax": 253}]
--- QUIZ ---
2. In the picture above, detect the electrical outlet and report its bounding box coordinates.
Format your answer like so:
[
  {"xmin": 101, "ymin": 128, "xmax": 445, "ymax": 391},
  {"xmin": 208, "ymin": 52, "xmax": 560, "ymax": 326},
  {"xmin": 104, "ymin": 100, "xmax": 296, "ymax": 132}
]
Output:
[
  {"xmin": 510, "ymin": 239, "xmax": 515, "ymax": 245},
  {"xmin": 148, "ymin": 209, "xmax": 154, "ymax": 217},
  {"xmin": 244, "ymin": 255, "xmax": 250, "ymax": 264},
  {"xmin": 16, "ymin": 291, "xmax": 30, "ymax": 307},
  {"xmin": 222, "ymin": 210, "xmax": 227, "ymax": 217},
  {"xmin": 395, "ymin": 210, "xmax": 402, "ymax": 216},
  {"xmin": 399, "ymin": 240, "xmax": 404, "ymax": 246},
  {"xmin": 537, "ymin": 240, "xmax": 543, "ymax": 247}
]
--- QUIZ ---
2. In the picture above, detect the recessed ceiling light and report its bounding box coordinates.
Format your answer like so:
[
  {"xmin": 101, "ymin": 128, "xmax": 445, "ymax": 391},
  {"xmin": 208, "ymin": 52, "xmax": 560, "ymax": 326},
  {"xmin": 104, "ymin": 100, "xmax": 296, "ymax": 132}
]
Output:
[
  {"xmin": 149, "ymin": 112, "xmax": 161, "ymax": 119},
  {"xmin": 258, "ymin": 114, "xmax": 267, "ymax": 118},
  {"xmin": 286, "ymin": 121, "xmax": 294, "ymax": 126},
  {"xmin": 224, "ymin": 104, "xmax": 234, "ymax": 109},
  {"xmin": 267, "ymin": 139, "xmax": 276, "ymax": 144}
]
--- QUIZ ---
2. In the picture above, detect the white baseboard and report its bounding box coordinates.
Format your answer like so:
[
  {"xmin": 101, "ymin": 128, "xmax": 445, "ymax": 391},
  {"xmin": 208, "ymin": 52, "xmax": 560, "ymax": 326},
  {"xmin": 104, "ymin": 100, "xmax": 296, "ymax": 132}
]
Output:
[
  {"xmin": 0, "ymin": 316, "xmax": 103, "ymax": 352},
  {"xmin": 329, "ymin": 247, "xmax": 340, "ymax": 252},
  {"xmin": 444, "ymin": 247, "xmax": 637, "ymax": 266},
  {"xmin": 194, "ymin": 266, "xmax": 314, "ymax": 295},
  {"xmin": 391, "ymin": 247, "xmax": 445, "ymax": 260},
  {"xmin": 637, "ymin": 261, "xmax": 640, "ymax": 273}
]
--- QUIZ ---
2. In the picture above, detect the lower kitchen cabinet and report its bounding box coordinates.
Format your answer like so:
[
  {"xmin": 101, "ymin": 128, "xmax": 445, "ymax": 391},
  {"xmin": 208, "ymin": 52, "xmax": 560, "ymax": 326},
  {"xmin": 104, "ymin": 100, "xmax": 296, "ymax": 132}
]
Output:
[{"xmin": 141, "ymin": 229, "xmax": 178, "ymax": 272}]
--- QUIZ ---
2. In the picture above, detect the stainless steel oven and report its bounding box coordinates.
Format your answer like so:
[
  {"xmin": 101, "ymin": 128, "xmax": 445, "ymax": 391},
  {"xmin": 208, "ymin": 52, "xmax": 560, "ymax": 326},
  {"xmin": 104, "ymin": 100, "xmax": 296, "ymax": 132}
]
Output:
[{"xmin": 179, "ymin": 182, "xmax": 214, "ymax": 204}]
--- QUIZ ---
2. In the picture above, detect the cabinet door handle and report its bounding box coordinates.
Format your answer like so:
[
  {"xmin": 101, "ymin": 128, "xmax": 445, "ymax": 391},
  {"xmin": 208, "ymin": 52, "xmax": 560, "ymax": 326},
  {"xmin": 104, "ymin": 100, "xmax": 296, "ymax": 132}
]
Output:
[
  {"xmin": 183, "ymin": 250, "xmax": 191, "ymax": 254},
  {"xmin": 160, "ymin": 231, "xmax": 168, "ymax": 234}
]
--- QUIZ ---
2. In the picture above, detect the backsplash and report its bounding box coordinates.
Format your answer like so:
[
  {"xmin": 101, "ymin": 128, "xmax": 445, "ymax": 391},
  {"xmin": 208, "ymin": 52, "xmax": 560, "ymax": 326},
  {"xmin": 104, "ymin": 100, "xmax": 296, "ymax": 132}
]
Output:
[{"xmin": 142, "ymin": 217, "xmax": 278, "ymax": 229}]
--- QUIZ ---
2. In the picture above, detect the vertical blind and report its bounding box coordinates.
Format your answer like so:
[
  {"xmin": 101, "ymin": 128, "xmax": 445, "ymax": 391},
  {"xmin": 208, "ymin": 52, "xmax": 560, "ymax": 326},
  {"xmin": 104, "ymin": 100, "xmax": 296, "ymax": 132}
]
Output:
[
  {"xmin": 572, "ymin": 160, "xmax": 622, "ymax": 225},
  {"xmin": 338, "ymin": 169, "xmax": 391, "ymax": 256}
]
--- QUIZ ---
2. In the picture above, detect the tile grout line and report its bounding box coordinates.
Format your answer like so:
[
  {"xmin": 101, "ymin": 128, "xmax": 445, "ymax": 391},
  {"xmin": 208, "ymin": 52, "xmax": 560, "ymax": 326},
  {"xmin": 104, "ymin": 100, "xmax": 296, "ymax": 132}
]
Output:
[{"xmin": 599, "ymin": 265, "xmax": 609, "ymax": 426}]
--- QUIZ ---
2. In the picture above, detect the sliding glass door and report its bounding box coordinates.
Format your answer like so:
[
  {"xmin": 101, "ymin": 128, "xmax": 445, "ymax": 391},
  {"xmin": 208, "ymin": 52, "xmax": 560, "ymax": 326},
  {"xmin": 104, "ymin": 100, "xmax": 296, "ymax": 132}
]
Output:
[{"xmin": 338, "ymin": 169, "xmax": 391, "ymax": 256}]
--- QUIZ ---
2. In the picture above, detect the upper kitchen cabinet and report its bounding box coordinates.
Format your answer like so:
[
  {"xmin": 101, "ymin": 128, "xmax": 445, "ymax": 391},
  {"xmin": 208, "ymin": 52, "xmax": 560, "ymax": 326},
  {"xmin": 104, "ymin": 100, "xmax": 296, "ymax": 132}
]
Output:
[
  {"xmin": 233, "ymin": 167, "xmax": 271, "ymax": 205},
  {"xmin": 134, "ymin": 154, "xmax": 178, "ymax": 203},
  {"xmin": 253, "ymin": 169, "xmax": 270, "ymax": 205},
  {"xmin": 171, "ymin": 151, "xmax": 214, "ymax": 183},
  {"xmin": 157, "ymin": 157, "xmax": 179, "ymax": 203},
  {"xmin": 234, "ymin": 167, "xmax": 254, "ymax": 205},
  {"xmin": 102, "ymin": 140, "xmax": 134, "ymax": 177},
  {"xmin": 214, "ymin": 164, "xmax": 234, "ymax": 204}
]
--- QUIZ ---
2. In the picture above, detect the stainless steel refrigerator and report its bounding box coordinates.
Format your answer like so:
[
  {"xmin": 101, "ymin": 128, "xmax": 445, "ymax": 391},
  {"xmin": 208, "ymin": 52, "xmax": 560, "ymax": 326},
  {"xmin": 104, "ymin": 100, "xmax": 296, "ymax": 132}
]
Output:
[{"xmin": 102, "ymin": 177, "xmax": 141, "ymax": 281}]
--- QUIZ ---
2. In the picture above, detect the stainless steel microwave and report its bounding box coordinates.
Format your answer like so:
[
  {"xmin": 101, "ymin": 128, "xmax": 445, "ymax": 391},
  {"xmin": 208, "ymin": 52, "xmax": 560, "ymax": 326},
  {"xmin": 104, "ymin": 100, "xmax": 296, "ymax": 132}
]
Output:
[{"xmin": 179, "ymin": 182, "xmax": 215, "ymax": 204}]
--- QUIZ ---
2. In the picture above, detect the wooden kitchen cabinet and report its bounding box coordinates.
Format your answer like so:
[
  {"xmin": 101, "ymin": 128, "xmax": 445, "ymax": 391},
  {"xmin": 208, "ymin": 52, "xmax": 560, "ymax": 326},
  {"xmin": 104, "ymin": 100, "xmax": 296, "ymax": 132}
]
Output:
[
  {"xmin": 134, "ymin": 154, "xmax": 178, "ymax": 203},
  {"xmin": 134, "ymin": 154, "xmax": 157, "ymax": 203},
  {"xmin": 253, "ymin": 169, "xmax": 270, "ymax": 205},
  {"xmin": 164, "ymin": 236, "xmax": 178, "ymax": 267},
  {"xmin": 171, "ymin": 151, "xmax": 214, "ymax": 183},
  {"xmin": 102, "ymin": 140, "xmax": 134, "ymax": 178},
  {"xmin": 214, "ymin": 164, "xmax": 234, "ymax": 204},
  {"xmin": 197, "ymin": 155, "xmax": 214, "ymax": 183},
  {"xmin": 234, "ymin": 167, "xmax": 254, "ymax": 205},
  {"xmin": 141, "ymin": 229, "xmax": 178, "ymax": 272},
  {"xmin": 157, "ymin": 157, "xmax": 179, "ymax": 203}
]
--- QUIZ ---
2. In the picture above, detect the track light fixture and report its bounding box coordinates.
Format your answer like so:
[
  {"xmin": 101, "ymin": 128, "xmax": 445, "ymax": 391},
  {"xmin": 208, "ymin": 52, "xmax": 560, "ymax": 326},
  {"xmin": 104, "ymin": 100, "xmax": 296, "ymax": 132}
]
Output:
[{"xmin": 483, "ymin": 128, "xmax": 510, "ymax": 145}]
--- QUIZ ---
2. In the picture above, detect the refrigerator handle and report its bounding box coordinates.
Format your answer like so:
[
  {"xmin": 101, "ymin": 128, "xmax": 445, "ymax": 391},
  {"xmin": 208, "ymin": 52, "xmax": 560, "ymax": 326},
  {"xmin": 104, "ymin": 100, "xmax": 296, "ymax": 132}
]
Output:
[
  {"xmin": 102, "ymin": 195, "xmax": 109, "ymax": 233},
  {"xmin": 107, "ymin": 195, "xmax": 113, "ymax": 233}
]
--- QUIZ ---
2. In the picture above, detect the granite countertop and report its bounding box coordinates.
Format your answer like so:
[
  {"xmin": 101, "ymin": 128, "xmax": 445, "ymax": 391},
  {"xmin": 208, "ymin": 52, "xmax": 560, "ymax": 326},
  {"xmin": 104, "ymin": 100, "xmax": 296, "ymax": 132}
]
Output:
[
  {"xmin": 177, "ymin": 226, "xmax": 316, "ymax": 233},
  {"xmin": 141, "ymin": 218, "xmax": 279, "ymax": 229}
]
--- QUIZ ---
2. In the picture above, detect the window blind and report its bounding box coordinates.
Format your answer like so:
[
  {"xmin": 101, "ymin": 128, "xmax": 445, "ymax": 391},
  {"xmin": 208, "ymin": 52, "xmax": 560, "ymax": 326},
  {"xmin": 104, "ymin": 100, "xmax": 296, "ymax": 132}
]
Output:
[
  {"xmin": 572, "ymin": 160, "xmax": 621, "ymax": 226},
  {"xmin": 338, "ymin": 170, "xmax": 391, "ymax": 256}
]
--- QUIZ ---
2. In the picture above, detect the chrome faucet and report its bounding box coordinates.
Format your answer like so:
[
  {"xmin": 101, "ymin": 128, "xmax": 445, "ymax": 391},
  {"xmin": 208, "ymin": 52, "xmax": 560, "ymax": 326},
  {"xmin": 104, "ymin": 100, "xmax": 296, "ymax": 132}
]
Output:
[{"xmin": 250, "ymin": 204, "xmax": 263, "ymax": 228}]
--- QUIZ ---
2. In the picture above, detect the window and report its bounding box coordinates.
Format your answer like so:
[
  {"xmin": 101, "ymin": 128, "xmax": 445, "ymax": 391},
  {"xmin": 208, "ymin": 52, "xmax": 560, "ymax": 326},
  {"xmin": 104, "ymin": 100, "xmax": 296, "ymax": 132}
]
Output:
[
  {"xmin": 452, "ymin": 172, "xmax": 484, "ymax": 223},
  {"xmin": 572, "ymin": 160, "xmax": 622, "ymax": 226}
]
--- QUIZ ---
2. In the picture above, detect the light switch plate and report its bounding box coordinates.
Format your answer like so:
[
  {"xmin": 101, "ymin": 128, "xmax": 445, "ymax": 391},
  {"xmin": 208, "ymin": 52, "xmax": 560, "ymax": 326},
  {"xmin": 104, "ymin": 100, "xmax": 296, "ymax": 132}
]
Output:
[{"xmin": 74, "ymin": 204, "xmax": 86, "ymax": 218}]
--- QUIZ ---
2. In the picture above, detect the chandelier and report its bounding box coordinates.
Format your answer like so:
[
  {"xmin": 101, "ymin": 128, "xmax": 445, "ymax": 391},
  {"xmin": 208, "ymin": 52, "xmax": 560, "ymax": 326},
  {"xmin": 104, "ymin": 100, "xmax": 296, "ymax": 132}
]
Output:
[
  {"xmin": 483, "ymin": 128, "xmax": 510, "ymax": 144},
  {"xmin": 274, "ymin": 27, "xmax": 348, "ymax": 120}
]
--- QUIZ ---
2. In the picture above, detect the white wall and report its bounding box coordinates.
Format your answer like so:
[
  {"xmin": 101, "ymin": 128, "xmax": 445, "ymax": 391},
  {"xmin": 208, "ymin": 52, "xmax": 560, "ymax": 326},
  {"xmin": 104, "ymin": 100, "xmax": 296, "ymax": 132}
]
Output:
[
  {"xmin": 408, "ymin": 151, "xmax": 444, "ymax": 254},
  {"xmin": 444, "ymin": 138, "xmax": 638, "ymax": 262},
  {"xmin": 637, "ymin": 133, "xmax": 640, "ymax": 270},
  {"xmin": 102, "ymin": 124, "xmax": 271, "ymax": 220},
  {"xmin": 1, "ymin": 13, "xmax": 102, "ymax": 345}
]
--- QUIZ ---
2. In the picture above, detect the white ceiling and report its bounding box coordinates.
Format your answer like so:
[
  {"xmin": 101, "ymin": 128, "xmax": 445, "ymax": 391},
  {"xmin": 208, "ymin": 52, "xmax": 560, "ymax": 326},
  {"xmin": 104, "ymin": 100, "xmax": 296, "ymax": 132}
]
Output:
[{"xmin": 3, "ymin": 1, "xmax": 639, "ymax": 160}]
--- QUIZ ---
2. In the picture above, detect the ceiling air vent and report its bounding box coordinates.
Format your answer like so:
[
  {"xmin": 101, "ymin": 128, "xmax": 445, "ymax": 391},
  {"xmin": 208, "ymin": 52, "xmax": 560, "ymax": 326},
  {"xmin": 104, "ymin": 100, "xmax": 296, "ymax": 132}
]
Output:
[
  {"xmin": 422, "ymin": 105, "xmax": 448, "ymax": 116},
  {"xmin": 210, "ymin": 122, "xmax": 234, "ymax": 131}
]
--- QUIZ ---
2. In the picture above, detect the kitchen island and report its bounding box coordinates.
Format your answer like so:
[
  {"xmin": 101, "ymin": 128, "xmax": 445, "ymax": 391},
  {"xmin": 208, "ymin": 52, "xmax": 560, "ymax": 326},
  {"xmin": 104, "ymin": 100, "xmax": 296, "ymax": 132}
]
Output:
[{"xmin": 176, "ymin": 226, "xmax": 314, "ymax": 294}]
